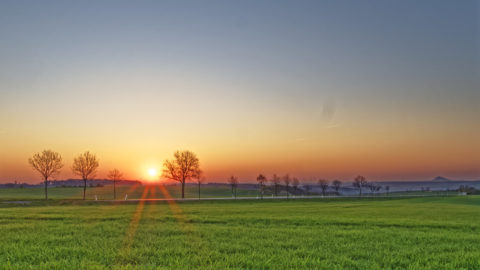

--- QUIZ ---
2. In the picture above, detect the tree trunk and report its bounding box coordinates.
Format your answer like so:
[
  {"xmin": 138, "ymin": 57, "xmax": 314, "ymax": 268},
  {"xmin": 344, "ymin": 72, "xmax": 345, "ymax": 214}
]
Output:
[
  {"xmin": 181, "ymin": 181, "xmax": 185, "ymax": 199},
  {"xmin": 198, "ymin": 182, "xmax": 200, "ymax": 200},
  {"xmin": 114, "ymin": 179, "xmax": 116, "ymax": 200},
  {"xmin": 83, "ymin": 178, "xmax": 87, "ymax": 200},
  {"xmin": 44, "ymin": 177, "xmax": 48, "ymax": 200}
]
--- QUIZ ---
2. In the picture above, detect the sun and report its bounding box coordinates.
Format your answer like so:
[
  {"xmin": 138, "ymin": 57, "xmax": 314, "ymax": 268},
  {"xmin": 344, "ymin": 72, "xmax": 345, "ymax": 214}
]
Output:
[{"xmin": 148, "ymin": 168, "xmax": 157, "ymax": 177}]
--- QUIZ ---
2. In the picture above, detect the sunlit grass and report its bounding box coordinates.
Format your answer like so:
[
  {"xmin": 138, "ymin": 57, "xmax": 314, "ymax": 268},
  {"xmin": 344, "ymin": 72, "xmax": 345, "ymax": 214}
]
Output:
[{"xmin": 1, "ymin": 196, "xmax": 480, "ymax": 269}]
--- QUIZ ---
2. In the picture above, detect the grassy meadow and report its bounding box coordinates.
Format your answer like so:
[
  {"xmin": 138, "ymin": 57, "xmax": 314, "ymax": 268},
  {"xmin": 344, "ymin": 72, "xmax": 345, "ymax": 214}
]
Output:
[
  {"xmin": 1, "ymin": 190, "xmax": 479, "ymax": 269},
  {"xmin": 0, "ymin": 185, "xmax": 260, "ymax": 201}
]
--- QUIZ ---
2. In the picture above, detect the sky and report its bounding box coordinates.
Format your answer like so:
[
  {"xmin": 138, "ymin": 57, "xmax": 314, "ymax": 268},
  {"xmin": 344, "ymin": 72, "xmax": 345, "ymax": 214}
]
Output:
[{"xmin": 0, "ymin": 0, "xmax": 479, "ymax": 183}]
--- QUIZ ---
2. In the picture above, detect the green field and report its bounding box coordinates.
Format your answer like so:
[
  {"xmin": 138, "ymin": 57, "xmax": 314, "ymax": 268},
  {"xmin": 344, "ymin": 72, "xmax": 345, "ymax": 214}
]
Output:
[
  {"xmin": 1, "ymin": 191, "xmax": 479, "ymax": 269},
  {"xmin": 0, "ymin": 185, "xmax": 260, "ymax": 200},
  {"xmin": 0, "ymin": 185, "xmax": 453, "ymax": 201}
]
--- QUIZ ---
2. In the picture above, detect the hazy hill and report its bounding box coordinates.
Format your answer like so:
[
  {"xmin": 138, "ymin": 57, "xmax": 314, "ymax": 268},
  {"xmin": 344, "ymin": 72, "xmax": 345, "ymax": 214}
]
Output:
[{"xmin": 432, "ymin": 176, "xmax": 453, "ymax": 182}]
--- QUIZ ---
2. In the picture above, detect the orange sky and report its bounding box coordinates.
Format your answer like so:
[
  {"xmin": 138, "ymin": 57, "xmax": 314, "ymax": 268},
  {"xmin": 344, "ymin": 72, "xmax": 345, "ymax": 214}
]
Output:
[
  {"xmin": 1, "ymin": 99, "xmax": 479, "ymax": 183},
  {"xmin": 0, "ymin": 1, "xmax": 479, "ymax": 183}
]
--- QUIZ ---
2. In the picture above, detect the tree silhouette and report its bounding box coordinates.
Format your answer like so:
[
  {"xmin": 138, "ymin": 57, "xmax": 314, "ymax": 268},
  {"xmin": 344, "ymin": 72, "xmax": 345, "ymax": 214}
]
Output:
[
  {"xmin": 107, "ymin": 169, "xmax": 123, "ymax": 200},
  {"xmin": 256, "ymin": 174, "xmax": 267, "ymax": 199},
  {"xmin": 318, "ymin": 179, "xmax": 329, "ymax": 196},
  {"xmin": 292, "ymin": 177, "xmax": 300, "ymax": 196},
  {"xmin": 195, "ymin": 170, "xmax": 204, "ymax": 200},
  {"xmin": 283, "ymin": 174, "xmax": 291, "ymax": 198},
  {"xmin": 72, "ymin": 151, "xmax": 99, "ymax": 200},
  {"xmin": 367, "ymin": 182, "xmax": 377, "ymax": 194},
  {"xmin": 271, "ymin": 174, "xmax": 281, "ymax": 196},
  {"xmin": 162, "ymin": 150, "xmax": 200, "ymax": 199},
  {"xmin": 332, "ymin": 180, "xmax": 342, "ymax": 195},
  {"xmin": 304, "ymin": 184, "xmax": 311, "ymax": 195},
  {"xmin": 228, "ymin": 175, "xmax": 238, "ymax": 198},
  {"xmin": 28, "ymin": 150, "xmax": 63, "ymax": 200},
  {"xmin": 353, "ymin": 175, "xmax": 367, "ymax": 196}
]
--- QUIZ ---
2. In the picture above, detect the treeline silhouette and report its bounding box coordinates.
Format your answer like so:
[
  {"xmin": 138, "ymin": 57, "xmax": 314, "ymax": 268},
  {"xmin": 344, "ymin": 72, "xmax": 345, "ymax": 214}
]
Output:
[{"xmin": 27, "ymin": 149, "xmax": 389, "ymax": 200}]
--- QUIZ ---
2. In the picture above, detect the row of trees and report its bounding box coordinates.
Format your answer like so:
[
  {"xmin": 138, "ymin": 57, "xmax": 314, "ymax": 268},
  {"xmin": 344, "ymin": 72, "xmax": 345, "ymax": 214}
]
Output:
[
  {"xmin": 248, "ymin": 174, "xmax": 390, "ymax": 198},
  {"xmin": 29, "ymin": 149, "xmax": 389, "ymax": 200},
  {"xmin": 254, "ymin": 174, "xmax": 302, "ymax": 199},
  {"xmin": 353, "ymin": 175, "xmax": 389, "ymax": 195},
  {"xmin": 255, "ymin": 174, "xmax": 340, "ymax": 198},
  {"xmin": 29, "ymin": 150, "xmax": 102, "ymax": 200},
  {"xmin": 29, "ymin": 149, "xmax": 202, "ymax": 200}
]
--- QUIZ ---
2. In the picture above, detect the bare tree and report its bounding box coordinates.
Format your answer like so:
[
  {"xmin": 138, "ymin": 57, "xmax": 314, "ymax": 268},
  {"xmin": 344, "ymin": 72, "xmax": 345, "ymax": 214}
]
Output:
[
  {"xmin": 162, "ymin": 150, "xmax": 200, "ymax": 199},
  {"xmin": 195, "ymin": 170, "xmax": 204, "ymax": 200},
  {"xmin": 353, "ymin": 175, "xmax": 367, "ymax": 196},
  {"xmin": 292, "ymin": 177, "xmax": 300, "ymax": 196},
  {"xmin": 72, "ymin": 151, "xmax": 99, "ymax": 200},
  {"xmin": 304, "ymin": 184, "xmax": 311, "ymax": 195},
  {"xmin": 256, "ymin": 174, "xmax": 267, "ymax": 199},
  {"xmin": 107, "ymin": 168, "xmax": 123, "ymax": 200},
  {"xmin": 228, "ymin": 175, "xmax": 238, "ymax": 198},
  {"xmin": 366, "ymin": 182, "xmax": 382, "ymax": 195},
  {"xmin": 367, "ymin": 183, "xmax": 376, "ymax": 193},
  {"xmin": 332, "ymin": 179, "xmax": 342, "ymax": 195},
  {"xmin": 271, "ymin": 174, "xmax": 281, "ymax": 196},
  {"xmin": 283, "ymin": 174, "xmax": 291, "ymax": 198},
  {"xmin": 28, "ymin": 150, "xmax": 63, "ymax": 200},
  {"xmin": 318, "ymin": 179, "xmax": 329, "ymax": 196}
]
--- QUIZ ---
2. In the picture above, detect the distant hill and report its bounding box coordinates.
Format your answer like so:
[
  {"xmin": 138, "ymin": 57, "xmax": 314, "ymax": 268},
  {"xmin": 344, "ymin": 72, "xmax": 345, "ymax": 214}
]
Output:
[{"xmin": 432, "ymin": 176, "xmax": 453, "ymax": 182}]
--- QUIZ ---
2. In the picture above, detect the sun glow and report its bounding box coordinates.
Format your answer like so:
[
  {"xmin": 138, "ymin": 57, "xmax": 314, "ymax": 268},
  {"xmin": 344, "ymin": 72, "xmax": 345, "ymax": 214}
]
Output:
[{"xmin": 148, "ymin": 168, "xmax": 158, "ymax": 177}]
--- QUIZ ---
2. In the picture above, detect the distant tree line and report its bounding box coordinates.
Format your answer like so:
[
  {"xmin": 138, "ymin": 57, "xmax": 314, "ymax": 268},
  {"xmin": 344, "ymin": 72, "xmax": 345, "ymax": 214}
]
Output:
[
  {"xmin": 28, "ymin": 149, "xmax": 398, "ymax": 201},
  {"xmin": 245, "ymin": 174, "xmax": 395, "ymax": 198}
]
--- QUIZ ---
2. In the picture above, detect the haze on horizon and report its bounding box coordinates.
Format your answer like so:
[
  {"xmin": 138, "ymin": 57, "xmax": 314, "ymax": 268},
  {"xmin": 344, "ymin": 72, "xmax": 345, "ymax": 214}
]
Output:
[{"xmin": 0, "ymin": 0, "xmax": 479, "ymax": 183}]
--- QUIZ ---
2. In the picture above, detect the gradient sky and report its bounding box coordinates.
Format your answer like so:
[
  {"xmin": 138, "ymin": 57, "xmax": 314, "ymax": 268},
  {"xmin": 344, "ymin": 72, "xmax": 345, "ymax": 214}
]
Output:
[{"xmin": 1, "ymin": 0, "xmax": 479, "ymax": 183}]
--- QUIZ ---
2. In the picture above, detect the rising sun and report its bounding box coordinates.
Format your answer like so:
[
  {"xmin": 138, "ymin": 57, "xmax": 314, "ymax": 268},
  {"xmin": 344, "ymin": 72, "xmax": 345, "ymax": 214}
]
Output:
[{"xmin": 148, "ymin": 168, "xmax": 157, "ymax": 177}]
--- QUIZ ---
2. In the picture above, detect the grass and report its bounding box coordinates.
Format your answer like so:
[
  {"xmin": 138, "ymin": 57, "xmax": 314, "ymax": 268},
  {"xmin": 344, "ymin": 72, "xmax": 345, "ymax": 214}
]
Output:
[
  {"xmin": 0, "ymin": 185, "xmax": 455, "ymax": 201},
  {"xmin": 1, "ymin": 188, "xmax": 479, "ymax": 269},
  {"xmin": 0, "ymin": 185, "xmax": 260, "ymax": 200}
]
